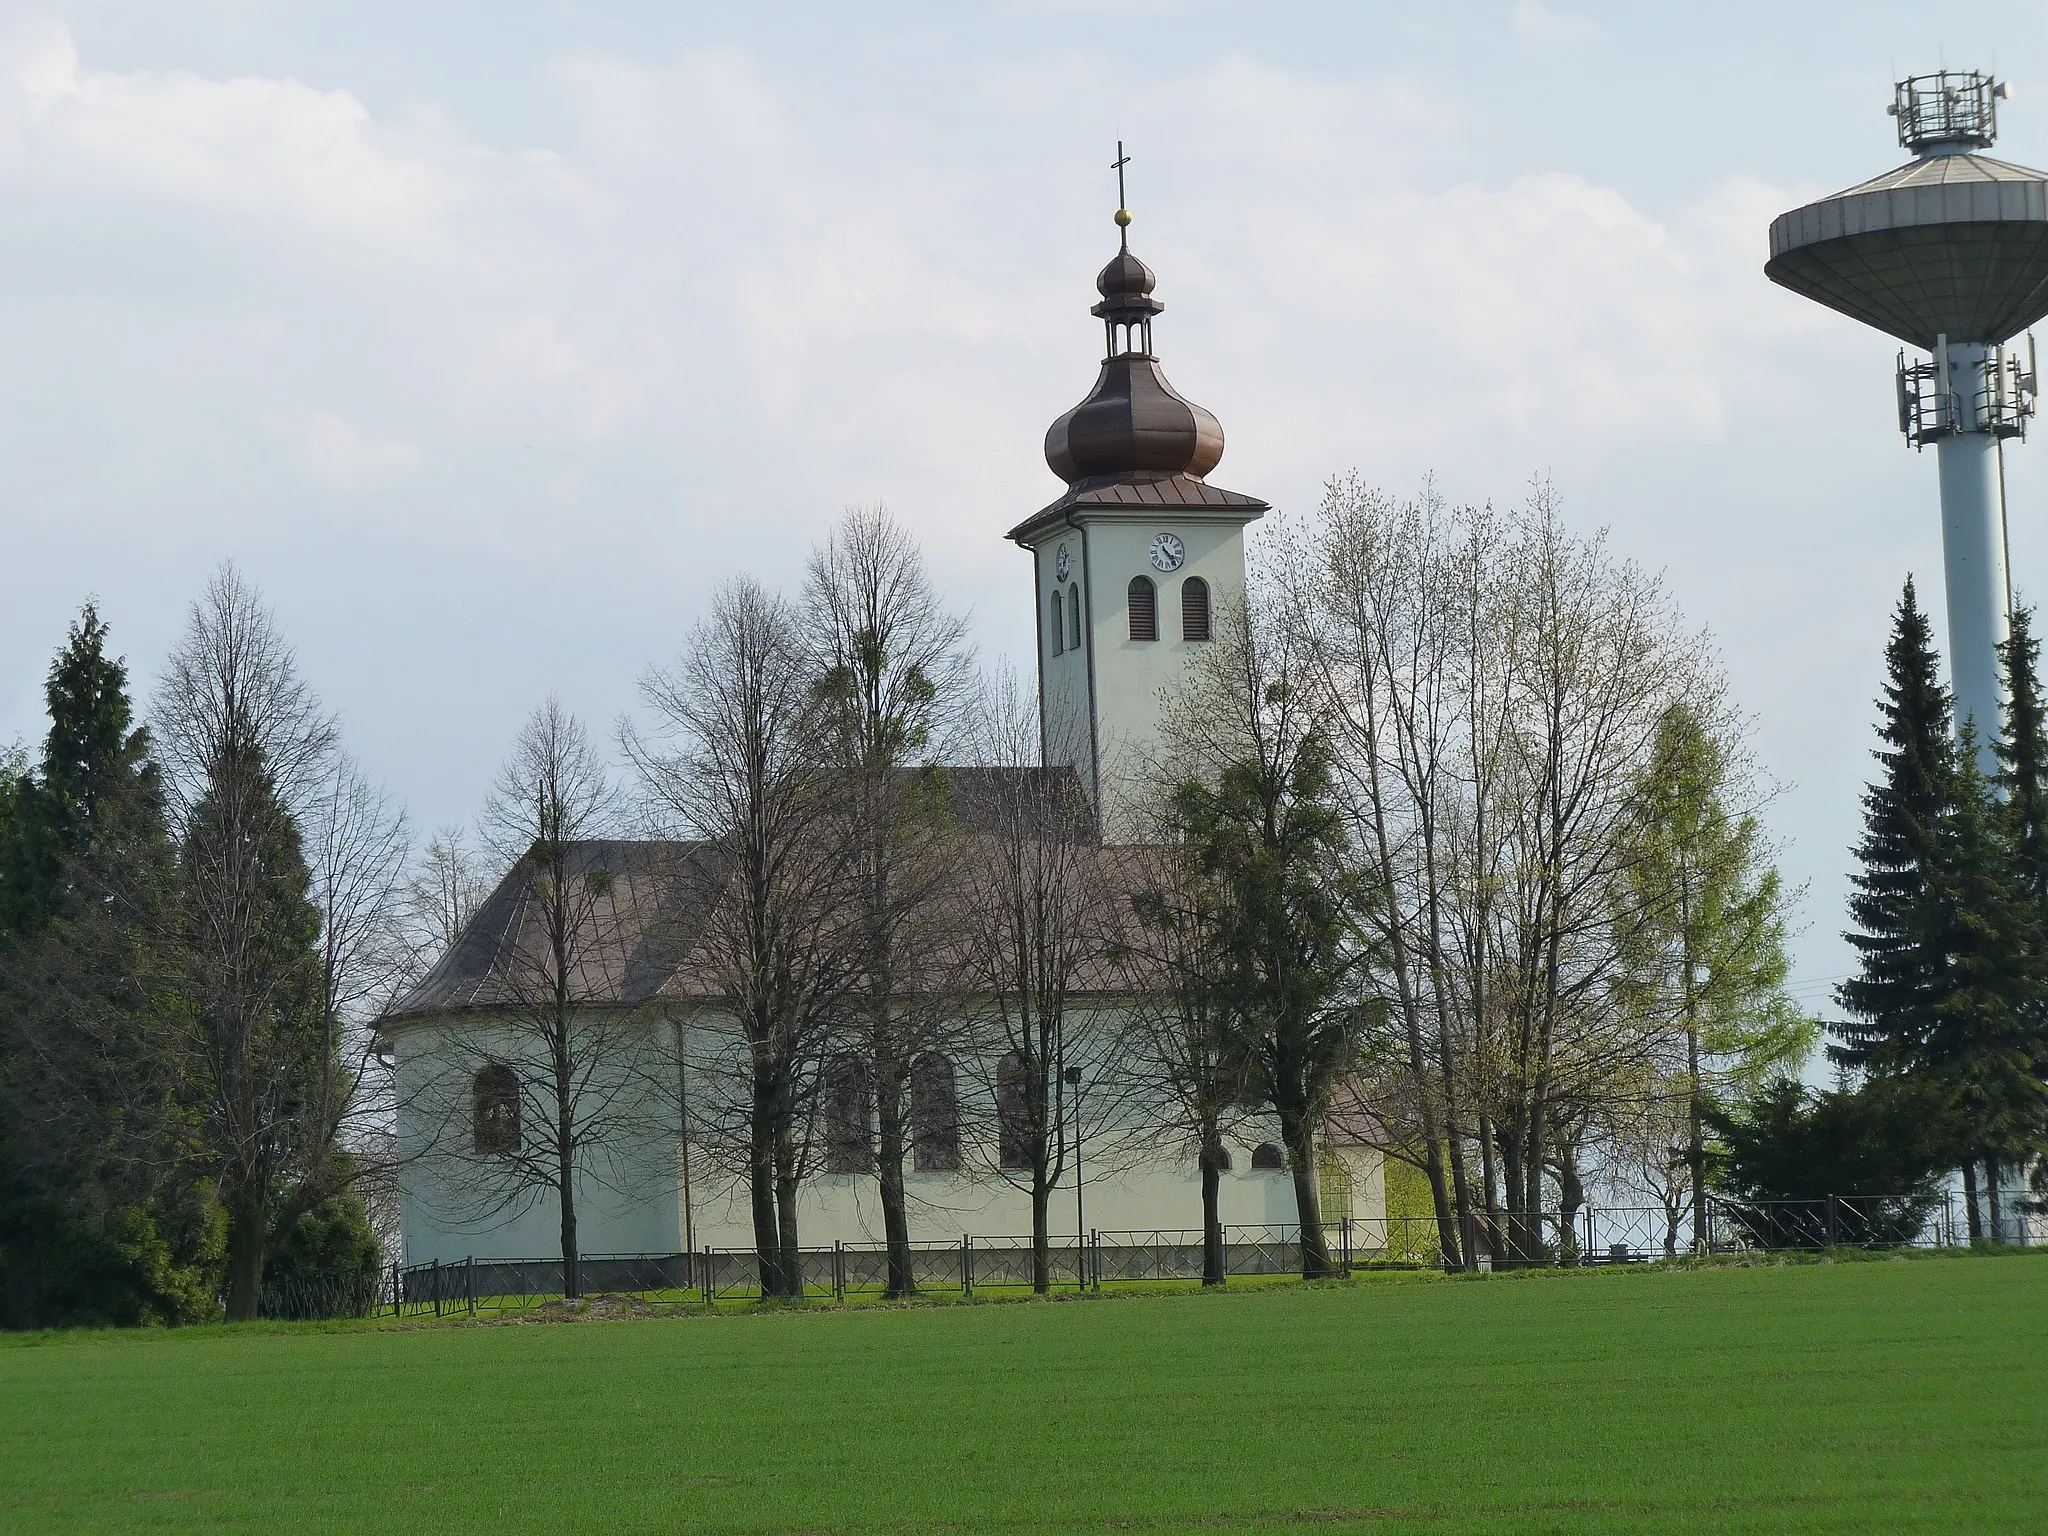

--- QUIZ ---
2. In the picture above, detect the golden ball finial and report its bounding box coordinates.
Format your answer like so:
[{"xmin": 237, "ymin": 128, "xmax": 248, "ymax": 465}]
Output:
[{"xmin": 1114, "ymin": 208, "xmax": 1133, "ymax": 227}]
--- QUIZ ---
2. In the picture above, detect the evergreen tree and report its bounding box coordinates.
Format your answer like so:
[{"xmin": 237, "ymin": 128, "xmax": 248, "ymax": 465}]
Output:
[
  {"xmin": 1994, "ymin": 606, "xmax": 2048, "ymax": 904},
  {"xmin": 1834, "ymin": 578, "xmax": 1957, "ymax": 1075},
  {"xmin": 178, "ymin": 735, "xmax": 329, "ymax": 1320},
  {"xmin": 1989, "ymin": 606, "xmax": 2048, "ymax": 1221},
  {"xmin": 0, "ymin": 607, "xmax": 215, "ymax": 1327},
  {"xmin": 1923, "ymin": 725, "xmax": 2048, "ymax": 1211}
]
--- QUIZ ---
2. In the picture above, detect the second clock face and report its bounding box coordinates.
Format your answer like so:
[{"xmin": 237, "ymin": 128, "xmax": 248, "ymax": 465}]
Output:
[{"xmin": 1149, "ymin": 532, "xmax": 1185, "ymax": 572}]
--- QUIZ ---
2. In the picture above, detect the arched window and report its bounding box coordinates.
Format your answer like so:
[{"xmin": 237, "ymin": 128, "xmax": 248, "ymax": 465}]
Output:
[
  {"xmin": 473, "ymin": 1064, "xmax": 519, "ymax": 1156},
  {"xmin": 1181, "ymin": 577, "xmax": 1211, "ymax": 642},
  {"xmin": 1128, "ymin": 576, "xmax": 1158, "ymax": 641},
  {"xmin": 1250, "ymin": 1141, "xmax": 1286, "ymax": 1172},
  {"xmin": 996, "ymin": 1051, "xmax": 1033, "ymax": 1171},
  {"xmin": 822, "ymin": 1055, "xmax": 874, "ymax": 1174},
  {"xmin": 1049, "ymin": 590, "xmax": 1064, "ymax": 657},
  {"xmin": 1067, "ymin": 583, "xmax": 1082, "ymax": 649},
  {"xmin": 910, "ymin": 1053, "xmax": 960, "ymax": 1173}
]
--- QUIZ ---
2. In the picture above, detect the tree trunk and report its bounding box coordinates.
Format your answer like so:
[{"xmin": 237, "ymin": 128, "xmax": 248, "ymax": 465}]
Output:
[
  {"xmin": 1987, "ymin": 1155, "xmax": 2005, "ymax": 1243},
  {"xmin": 747, "ymin": 1089, "xmax": 783, "ymax": 1297},
  {"xmin": 1030, "ymin": 1158, "xmax": 1051, "ymax": 1294},
  {"xmin": 875, "ymin": 1065, "xmax": 913, "ymax": 1298},
  {"xmin": 1687, "ymin": 1024, "xmax": 1707, "ymax": 1255},
  {"xmin": 775, "ymin": 1171, "xmax": 802, "ymax": 1300},
  {"xmin": 558, "ymin": 1142, "xmax": 581, "ymax": 1301},
  {"xmin": 1963, "ymin": 1160, "xmax": 1984, "ymax": 1242},
  {"xmin": 1476, "ymin": 1110, "xmax": 1503, "ymax": 1266},
  {"xmin": 1200, "ymin": 1126, "xmax": 1226, "ymax": 1287},
  {"xmin": 1278, "ymin": 1111, "xmax": 1329, "ymax": 1278},
  {"xmin": 224, "ymin": 1194, "xmax": 267, "ymax": 1321},
  {"xmin": 1556, "ymin": 1150, "xmax": 1584, "ymax": 1266}
]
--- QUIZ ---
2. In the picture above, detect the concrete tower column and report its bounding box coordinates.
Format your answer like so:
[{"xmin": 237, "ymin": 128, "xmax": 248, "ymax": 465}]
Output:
[{"xmin": 1935, "ymin": 339, "xmax": 2013, "ymax": 761}]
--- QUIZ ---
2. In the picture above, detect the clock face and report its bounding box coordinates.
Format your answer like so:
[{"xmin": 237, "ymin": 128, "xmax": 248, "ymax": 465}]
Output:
[
  {"xmin": 1055, "ymin": 542, "xmax": 1072, "ymax": 583},
  {"xmin": 1149, "ymin": 532, "xmax": 1186, "ymax": 573}
]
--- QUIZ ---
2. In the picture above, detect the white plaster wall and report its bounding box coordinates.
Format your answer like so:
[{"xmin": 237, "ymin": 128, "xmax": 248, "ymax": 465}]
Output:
[
  {"xmin": 395, "ymin": 1004, "xmax": 1384, "ymax": 1264},
  {"xmin": 1027, "ymin": 511, "xmax": 1254, "ymax": 832},
  {"xmin": 391, "ymin": 1014, "xmax": 683, "ymax": 1266}
]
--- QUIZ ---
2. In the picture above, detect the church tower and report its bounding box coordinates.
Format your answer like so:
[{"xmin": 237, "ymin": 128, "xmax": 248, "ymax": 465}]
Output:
[{"xmin": 1007, "ymin": 176, "xmax": 1268, "ymax": 834}]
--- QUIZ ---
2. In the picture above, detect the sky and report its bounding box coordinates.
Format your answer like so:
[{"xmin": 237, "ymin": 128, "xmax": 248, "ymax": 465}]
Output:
[{"xmin": 6, "ymin": 0, "xmax": 2048, "ymax": 1020}]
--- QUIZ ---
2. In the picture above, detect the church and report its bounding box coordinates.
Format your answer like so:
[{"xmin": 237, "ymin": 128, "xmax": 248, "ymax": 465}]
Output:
[{"xmin": 381, "ymin": 199, "xmax": 1388, "ymax": 1280}]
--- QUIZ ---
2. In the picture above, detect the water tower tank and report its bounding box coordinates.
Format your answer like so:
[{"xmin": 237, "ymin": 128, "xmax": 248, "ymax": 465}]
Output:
[{"xmin": 1767, "ymin": 71, "xmax": 2048, "ymax": 751}]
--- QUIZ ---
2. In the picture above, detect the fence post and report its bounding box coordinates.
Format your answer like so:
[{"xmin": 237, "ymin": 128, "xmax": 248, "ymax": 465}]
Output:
[
  {"xmin": 431, "ymin": 1258, "xmax": 441, "ymax": 1319},
  {"xmin": 1826, "ymin": 1194, "xmax": 1838, "ymax": 1248},
  {"xmin": 1090, "ymin": 1229, "xmax": 1100, "ymax": 1291},
  {"xmin": 833, "ymin": 1241, "xmax": 844, "ymax": 1305},
  {"xmin": 961, "ymin": 1234, "xmax": 972, "ymax": 1298},
  {"xmin": 702, "ymin": 1247, "xmax": 713, "ymax": 1312},
  {"xmin": 466, "ymin": 1255, "xmax": 475, "ymax": 1317},
  {"xmin": 1583, "ymin": 1204, "xmax": 1595, "ymax": 1263}
]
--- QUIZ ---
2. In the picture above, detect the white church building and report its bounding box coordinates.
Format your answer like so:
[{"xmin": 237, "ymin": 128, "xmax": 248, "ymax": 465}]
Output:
[{"xmin": 381, "ymin": 212, "xmax": 1387, "ymax": 1277}]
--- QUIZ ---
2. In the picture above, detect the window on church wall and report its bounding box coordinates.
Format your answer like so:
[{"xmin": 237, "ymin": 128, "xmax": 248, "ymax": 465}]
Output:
[
  {"xmin": 822, "ymin": 1055, "xmax": 874, "ymax": 1174},
  {"xmin": 473, "ymin": 1064, "xmax": 520, "ymax": 1156},
  {"xmin": 1049, "ymin": 590, "xmax": 1064, "ymax": 656},
  {"xmin": 1128, "ymin": 576, "xmax": 1157, "ymax": 641},
  {"xmin": 910, "ymin": 1053, "xmax": 961, "ymax": 1173},
  {"xmin": 1067, "ymin": 583, "xmax": 1082, "ymax": 649},
  {"xmin": 996, "ymin": 1052, "xmax": 1033, "ymax": 1171},
  {"xmin": 1181, "ymin": 577, "xmax": 1210, "ymax": 641},
  {"xmin": 1250, "ymin": 1142, "xmax": 1286, "ymax": 1172}
]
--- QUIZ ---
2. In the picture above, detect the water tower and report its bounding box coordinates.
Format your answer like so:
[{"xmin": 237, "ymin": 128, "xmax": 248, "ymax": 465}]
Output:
[{"xmin": 1767, "ymin": 70, "xmax": 2048, "ymax": 753}]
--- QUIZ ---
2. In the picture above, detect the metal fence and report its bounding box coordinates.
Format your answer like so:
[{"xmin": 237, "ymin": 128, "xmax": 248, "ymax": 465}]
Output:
[
  {"xmin": 383, "ymin": 1192, "xmax": 2035, "ymax": 1317},
  {"xmin": 1360, "ymin": 1188, "xmax": 2034, "ymax": 1269}
]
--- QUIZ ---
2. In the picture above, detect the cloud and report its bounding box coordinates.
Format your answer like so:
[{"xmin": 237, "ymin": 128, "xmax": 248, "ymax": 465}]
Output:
[
  {"xmin": 300, "ymin": 413, "xmax": 424, "ymax": 491},
  {"xmin": 1511, "ymin": 2, "xmax": 1604, "ymax": 45}
]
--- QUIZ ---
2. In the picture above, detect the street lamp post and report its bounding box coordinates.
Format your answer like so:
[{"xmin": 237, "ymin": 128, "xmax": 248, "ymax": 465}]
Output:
[{"xmin": 1064, "ymin": 1065, "xmax": 1085, "ymax": 1290}]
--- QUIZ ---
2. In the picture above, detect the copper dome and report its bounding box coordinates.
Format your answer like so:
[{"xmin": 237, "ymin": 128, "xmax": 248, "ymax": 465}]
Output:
[{"xmin": 1044, "ymin": 242, "xmax": 1224, "ymax": 488}]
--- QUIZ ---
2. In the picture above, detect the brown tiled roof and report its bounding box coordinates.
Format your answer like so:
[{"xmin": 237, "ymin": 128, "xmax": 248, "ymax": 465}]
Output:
[
  {"xmin": 1006, "ymin": 472, "xmax": 1268, "ymax": 545},
  {"xmin": 379, "ymin": 771, "xmax": 1170, "ymax": 1026}
]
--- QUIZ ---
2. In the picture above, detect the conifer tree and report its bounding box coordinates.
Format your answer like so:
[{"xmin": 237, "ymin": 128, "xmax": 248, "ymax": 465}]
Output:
[
  {"xmin": 0, "ymin": 607, "xmax": 211, "ymax": 1327},
  {"xmin": 1984, "ymin": 607, "xmax": 2048, "ymax": 1221},
  {"xmin": 1834, "ymin": 578, "xmax": 1957, "ymax": 1076},
  {"xmin": 1922, "ymin": 727, "xmax": 2048, "ymax": 1237},
  {"xmin": 1995, "ymin": 606, "xmax": 2048, "ymax": 903}
]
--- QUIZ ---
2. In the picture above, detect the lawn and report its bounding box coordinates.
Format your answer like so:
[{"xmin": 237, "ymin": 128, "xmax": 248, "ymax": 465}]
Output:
[{"xmin": 0, "ymin": 1253, "xmax": 2042, "ymax": 1534}]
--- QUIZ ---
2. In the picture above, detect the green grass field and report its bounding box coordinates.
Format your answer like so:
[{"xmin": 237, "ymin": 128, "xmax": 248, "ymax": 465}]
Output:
[{"xmin": 1, "ymin": 1253, "xmax": 2043, "ymax": 1534}]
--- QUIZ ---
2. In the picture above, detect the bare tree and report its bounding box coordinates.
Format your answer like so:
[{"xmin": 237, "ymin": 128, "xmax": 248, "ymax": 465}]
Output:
[
  {"xmin": 1117, "ymin": 796, "xmax": 1251, "ymax": 1286},
  {"xmin": 629, "ymin": 580, "xmax": 852, "ymax": 1298},
  {"xmin": 435, "ymin": 697, "xmax": 666, "ymax": 1299},
  {"xmin": 155, "ymin": 564, "xmax": 370, "ymax": 1318},
  {"xmin": 804, "ymin": 505, "xmax": 974, "ymax": 1297},
  {"xmin": 956, "ymin": 673, "xmax": 1115, "ymax": 1292},
  {"xmin": 399, "ymin": 826, "xmax": 490, "ymax": 981}
]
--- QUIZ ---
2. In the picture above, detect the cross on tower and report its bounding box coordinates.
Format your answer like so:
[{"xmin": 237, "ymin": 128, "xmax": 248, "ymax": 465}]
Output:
[{"xmin": 1112, "ymin": 142, "xmax": 1132, "ymax": 247}]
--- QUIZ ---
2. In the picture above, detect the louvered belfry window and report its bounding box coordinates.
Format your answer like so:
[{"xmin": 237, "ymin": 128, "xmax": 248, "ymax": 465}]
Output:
[
  {"xmin": 1181, "ymin": 576, "xmax": 1211, "ymax": 641},
  {"xmin": 1128, "ymin": 576, "xmax": 1158, "ymax": 641},
  {"xmin": 473, "ymin": 1064, "xmax": 520, "ymax": 1156},
  {"xmin": 1049, "ymin": 590, "xmax": 1064, "ymax": 656}
]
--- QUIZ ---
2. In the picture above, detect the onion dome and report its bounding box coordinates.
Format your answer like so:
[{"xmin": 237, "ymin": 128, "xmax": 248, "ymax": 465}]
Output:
[{"xmin": 1044, "ymin": 235, "xmax": 1225, "ymax": 487}]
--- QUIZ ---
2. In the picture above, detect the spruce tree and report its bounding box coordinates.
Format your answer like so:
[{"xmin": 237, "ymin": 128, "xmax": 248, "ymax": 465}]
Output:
[
  {"xmin": 1984, "ymin": 607, "xmax": 2048, "ymax": 1220},
  {"xmin": 1834, "ymin": 578, "xmax": 1957, "ymax": 1075},
  {"xmin": 0, "ymin": 608, "xmax": 210, "ymax": 1328},
  {"xmin": 1995, "ymin": 606, "xmax": 2048, "ymax": 901}
]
